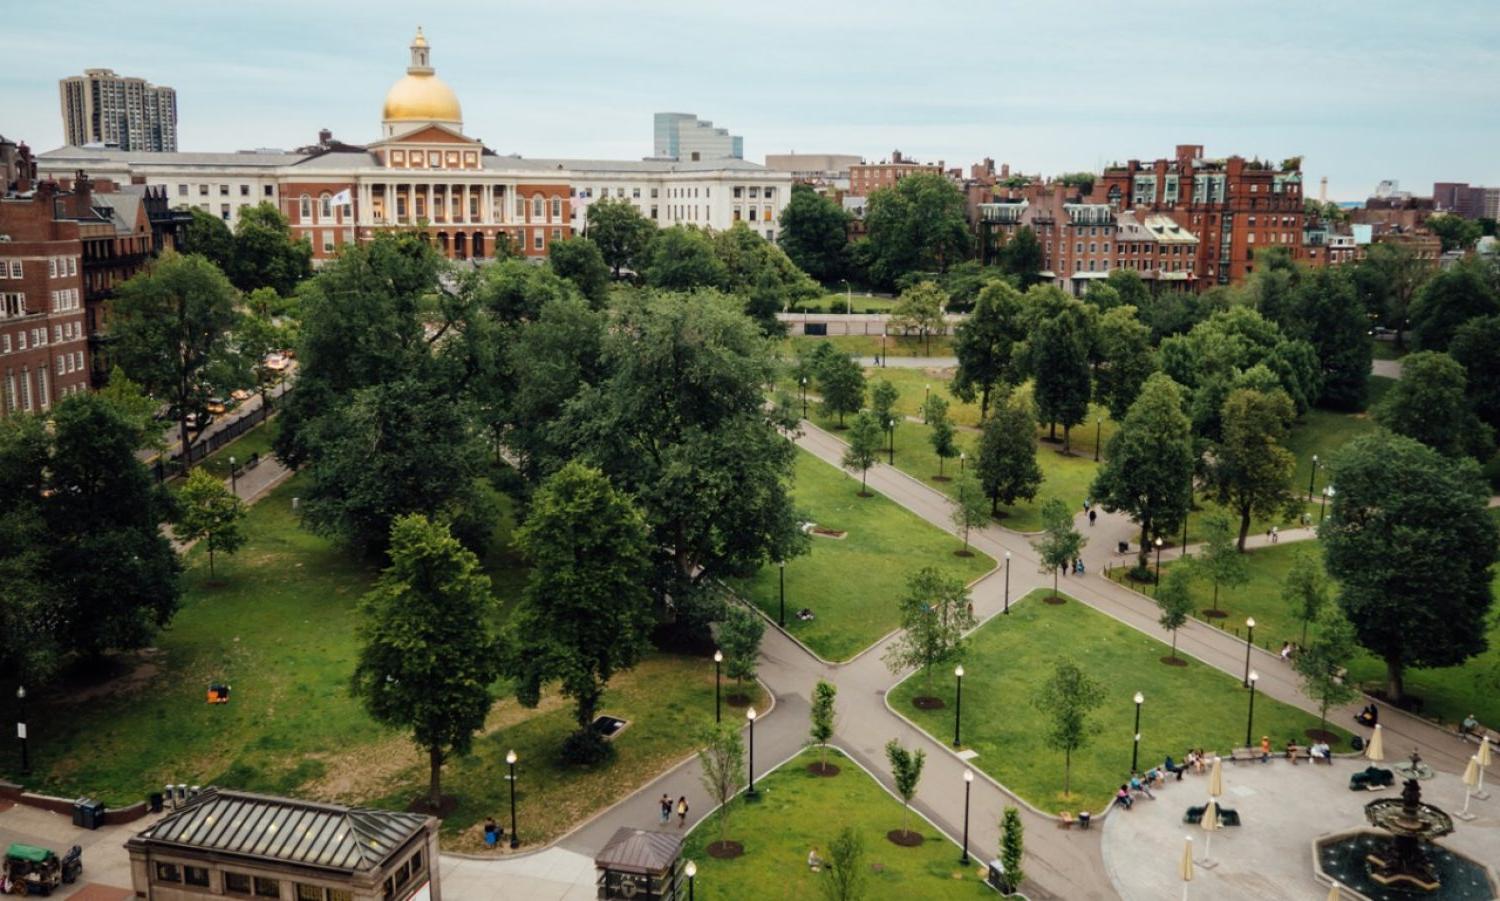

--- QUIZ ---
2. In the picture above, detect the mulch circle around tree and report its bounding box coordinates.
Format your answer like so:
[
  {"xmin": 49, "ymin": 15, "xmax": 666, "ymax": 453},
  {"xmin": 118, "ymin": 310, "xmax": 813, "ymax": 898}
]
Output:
[
  {"xmin": 806, "ymin": 761, "xmax": 842, "ymax": 777},
  {"xmin": 857, "ymin": 491, "xmax": 873, "ymax": 498},
  {"xmin": 405, "ymin": 794, "xmax": 459, "ymax": 819},
  {"xmin": 931, "ymin": 475, "xmax": 951, "ymax": 482},
  {"xmin": 1044, "ymin": 595, "xmax": 1067, "ymax": 605},
  {"xmin": 954, "ymin": 549, "xmax": 974, "ymax": 557},
  {"xmin": 707, "ymin": 840, "xmax": 744, "ymax": 860},
  {"xmin": 1204, "ymin": 609, "xmax": 1228, "ymax": 619},
  {"xmin": 1160, "ymin": 655, "xmax": 1189, "ymax": 667},
  {"xmin": 725, "ymin": 693, "xmax": 753, "ymax": 707},
  {"xmin": 886, "ymin": 829, "xmax": 924, "ymax": 847},
  {"xmin": 912, "ymin": 696, "xmax": 946, "ymax": 710},
  {"xmin": 1305, "ymin": 728, "xmax": 1340, "ymax": 745}
]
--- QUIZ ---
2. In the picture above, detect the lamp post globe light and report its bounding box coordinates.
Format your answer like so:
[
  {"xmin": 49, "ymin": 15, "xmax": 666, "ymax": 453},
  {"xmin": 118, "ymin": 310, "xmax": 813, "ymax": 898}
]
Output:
[
  {"xmin": 1094, "ymin": 417, "xmax": 1103, "ymax": 462},
  {"xmin": 1244, "ymin": 672, "xmax": 1259, "ymax": 747},
  {"xmin": 1153, "ymin": 537, "xmax": 1164, "ymax": 590},
  {"xmin": 959, "ymin": 450, "xmax": 966, "ymax": 474},
  {"xmin": 1003, "ymin": 551, "xmax": 1012, "ymax": 614},
  {"xmin": 1243, "ymin": 617, "xmax": 1256, "ymax": 687},
  {"xmin": 15, "ymin": 685, "xmax": 28, "ymax": 775},
  {"xmin": 1131, "ymin": 691, "xmax": 1144, "ymax": 773},
  {"xmin": 746, "ymin": 706, "xmax": 759, "ymax": 799},
  {"xmin": 684, "ymin": 859, "xmax": 697, "ymax": 901},
  {"xmin": 886, "ymin": 416, "xmax": 896, "ymax": 464},
  {"xmin": 800, "ymin": 377, "xmax": 807, "ymax": 419},
  {"xmin": 1309, "ymin": 454, "xmax": 1320, "ymax": 500},
  {"xmin": 953, "ymin": 665, "xmax": 965, "ymax": 748},
  {"xmin": 713, "ymin": 650, "xmax": 723, "ymax": 723},
  {"xmin": 1320, "ymin": 484, "xmax": 1335, "ymax": 523},
  {"xmin": 960, "ymin": 768, "xmax": 974, "ymax": 865},
  {"xmin": 505, "ymin": 749, "xmax": 519, "ymax": 848},
  {"xmin": 229, "ymin": 455, "xmax": 238, "ymax": 494}
]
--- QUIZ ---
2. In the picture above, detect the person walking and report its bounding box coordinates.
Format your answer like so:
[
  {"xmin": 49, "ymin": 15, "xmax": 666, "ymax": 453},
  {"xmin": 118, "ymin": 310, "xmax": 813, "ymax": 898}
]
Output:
[
  {"xmin": 676, "ymin": 795, "xmax": 689, "ymax": 828},
  {"xmin": 1088, "ymin": 509, "xmax": 1097, "ymax": 527},
  {"xmin": 659, "ymin": 793, "xmax": 671, "ymax": 825}
]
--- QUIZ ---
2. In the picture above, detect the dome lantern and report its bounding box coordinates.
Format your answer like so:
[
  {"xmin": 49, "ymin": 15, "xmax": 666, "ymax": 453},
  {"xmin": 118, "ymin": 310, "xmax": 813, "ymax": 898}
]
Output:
[{"xmin": 381, "ymin": 28, "xmax": 462, "ymax": 136}]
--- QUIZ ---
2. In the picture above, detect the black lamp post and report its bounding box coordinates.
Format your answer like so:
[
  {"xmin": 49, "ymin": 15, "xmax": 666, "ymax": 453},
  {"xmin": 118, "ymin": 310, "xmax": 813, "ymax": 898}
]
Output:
[
  {"xmin": 1320, "ymin": 485, "xmax": 1335, "ymax": 523},
  {"xmin": 684, "ymin": 860, "xmax": 696, "ymax": 901},
  {"xmin": 229, "ymin": 455, "xmax": 238, "ymax": 495},
  {"xmin": 746, "ymin": 706, "xmax": 759, "ymax": 799},
  {"xmin": 15, "ymin": 685, "xmax": 29, "ymax": 775},
  {"xmin": 800, "ymin": 377, "xmax": 807, "ymax": 419},
  {"xmin": 960, "ymin": 769, "xmax": 974, "ymax": 865},
  {"xmin": 1244, "ymin": 671, "xmax": 1259, "ymax": 747},
  {"xmin": 887, "ymin": 416, "xmax": 895, "ymax": 464},
  {"xmin": 959, "ymin": 451, "xmax": 966, "ymax": 475},
  {"xmin": 1153, "ymin": 536, "xmax": 1164, "ymax": 591},
  {"xmin": 713, "ymin": 650, "xmax": 722, "ymax": 723},
  {"xmin": 1308, "ymin": 454, "xmax": 1320, "ymax": 501},
  {"xmin": 1131, "ymin": 691, "xmax": 1144, "ymax": 773},
  {"xmin": 924, "ymin": 383, "xmax": 930, "ymax": 418},
  {"xmin": 1242, "ymin": 617, "xmax": 1256, "ymax": 687},
  {"xmin": 953, "ymin": 665, "xmax": 964, "ymax": 748},
  {"xmin": 1094, "ymin": 418, "xmax": 1103, "ymax": 462},
  {"xmin": 778, "ymin": 561, "xmax": 786, "ymax": 628},
  {"xmin": 505, "ymin": 749, "xmax": 519, "ymax": 848},
  {"xmin": 1003, "ymin": 551, "xmax": 1011, "ymax": 614}
]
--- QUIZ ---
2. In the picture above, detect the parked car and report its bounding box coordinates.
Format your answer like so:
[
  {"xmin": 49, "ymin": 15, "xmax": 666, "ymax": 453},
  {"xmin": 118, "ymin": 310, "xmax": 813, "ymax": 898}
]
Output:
[
  {"xmin": 263, "ymin": 353, "xmax": 288, "ymax": 372},
  {"xmin": 230, "ymin": 389, "xmax": 252, "ymax": 402},
  {"xmin": 205, "ymin": 398, "xmax": 227, "ymax": 415}
]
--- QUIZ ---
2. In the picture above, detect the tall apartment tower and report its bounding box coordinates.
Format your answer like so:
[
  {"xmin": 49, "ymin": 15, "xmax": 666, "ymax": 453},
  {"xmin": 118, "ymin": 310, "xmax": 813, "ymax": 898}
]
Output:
[
  {"xmin": 652, "ymin": 113, "xmax": 742, "ymax": 162},
  {"xmin": 59, "ymin": 69, "xmax": 178, "ymax": 152}
]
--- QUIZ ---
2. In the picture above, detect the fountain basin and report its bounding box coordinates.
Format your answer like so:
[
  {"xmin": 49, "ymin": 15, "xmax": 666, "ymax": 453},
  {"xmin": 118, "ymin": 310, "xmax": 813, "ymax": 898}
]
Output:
[{"xmin": 1314, "ymin": 829, "xmax": 1499, "ymax": 900}]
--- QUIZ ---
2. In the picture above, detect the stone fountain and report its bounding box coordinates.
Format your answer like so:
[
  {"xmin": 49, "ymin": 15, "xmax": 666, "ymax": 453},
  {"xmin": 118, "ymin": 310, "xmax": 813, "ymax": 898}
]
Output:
[{"xmin": 1314, "ymin": 750, "xmax": 1498, "ymax": 900}]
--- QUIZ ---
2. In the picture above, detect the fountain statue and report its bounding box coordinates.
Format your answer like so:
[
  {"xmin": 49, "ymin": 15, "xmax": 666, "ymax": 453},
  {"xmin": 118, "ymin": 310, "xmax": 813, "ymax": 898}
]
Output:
[{"xmin": 1362, "ymin": 750, "xmax": 1453, "ymax": 891}]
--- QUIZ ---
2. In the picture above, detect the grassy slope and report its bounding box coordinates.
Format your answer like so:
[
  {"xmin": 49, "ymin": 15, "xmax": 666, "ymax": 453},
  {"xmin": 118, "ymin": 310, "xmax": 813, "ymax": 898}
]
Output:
[
  {"xmin": 735, "ymin": 450, "xmax": 993, "ymax": 661},
  {"xmin": 682, "ymin": 748, "xmax": 994, "ymax": 900},
  {"xmin": 890, "ymin": 590, "xmax": 1352, "ymax": 814}
]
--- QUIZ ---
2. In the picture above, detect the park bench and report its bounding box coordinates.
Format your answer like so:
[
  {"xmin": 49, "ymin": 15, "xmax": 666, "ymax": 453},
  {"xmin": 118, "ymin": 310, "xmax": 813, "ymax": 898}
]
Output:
[
  {"xmin": 1457, "ymin": 722, "xmax": 1499, "ymax": 746},
  {"xmin": 1284, "ymin": 746, "xmax": 1332, "ymax": 765},
  {"xmin": 1229, "ymin": 747, "xmax": 1266, "ymax": 764},
  {"xmin": 1183, "ymin": 805, "xmax": 1241, "ymax": 827},
  {"xmin": 1349, "ymin": 767, "xmax": 1394, "ymax": 791},
  {"xmin": 1057, "ymin": 811, "xmax": 1074, "ymax": 829}
]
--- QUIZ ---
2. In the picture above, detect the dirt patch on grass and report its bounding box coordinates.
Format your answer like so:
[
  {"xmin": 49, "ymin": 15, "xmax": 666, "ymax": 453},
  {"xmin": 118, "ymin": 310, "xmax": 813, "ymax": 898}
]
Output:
[
  {"xmin": 806, "ymin": 761, "xmax": 841, "ymax": 777},
  {"xmin": 1160, "ymin": 656, "xmax": 1189, "ymax": 667},
  {"xmin": 811, "ymin": 527, "xmax": 847, "ymax": 539},
  {"xmin": 58, "ymin": 651, "xmax": 164, "ymax": 706},
  {"xmin": 1043, "ymin": 594, "xmax": 1067, "ymax": 605},
  {"xmin": 707, "ymin": 840, "xmax": 744, "ymax": 859},
  {"xmin": 886, "ymin": 829, "xmax": 924, "ymax": 847},
  {"xmin": 912, "ymin": 696, "xmax": 946, "ymax": 710},
  {"xmin": 406, "ymin": 793, "xmax": 459, "ymax": 819}
]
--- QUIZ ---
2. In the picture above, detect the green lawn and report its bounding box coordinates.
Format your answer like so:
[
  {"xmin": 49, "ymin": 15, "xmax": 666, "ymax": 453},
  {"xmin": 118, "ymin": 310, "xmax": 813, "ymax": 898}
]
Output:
[
  {"xmin": 1138, "ymin": 540, "xmax": 1500, "ymax": 730},
  {"xmin": 1370, "ymin": 341, "xmax": 1406, "ymax": 361},
  {"xmin": 3, "ymin": 473, "xmax": 763, "ymax": 849},
  {"xmin": 194, "ymin": 417, "xmax": 282, "ymax": 481},
  {"xmin": 682, "ymin": 748, "xmax": 996, "ymax": 900},
  {"xmin": 1285, "ymin": 379, "xmax": 1391, "ymax": 505},
  {"xmin": 734, "ymin": 450, "xmax": 993, "ymax": 661},
  {"xmin": 782, "ymin": 333, "xmax": 956, "ymax": 360},
  {"xmin": 790, "ymin": 292, "xmax": 902, "ymax": 314},
  {"xmin": 890, "ymin": 591, "xmax": 1353, "ymax": 814}
]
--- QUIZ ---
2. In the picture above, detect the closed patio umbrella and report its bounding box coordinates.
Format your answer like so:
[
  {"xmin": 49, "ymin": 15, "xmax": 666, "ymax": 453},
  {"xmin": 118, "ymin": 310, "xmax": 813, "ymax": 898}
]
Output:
[
  {"xmin": 1477, "ymin": 735, "xmax": 1492, "ymax": 799},
  {"xmin": 1365, "ymin": 724, "xmax": 1384, "ymax": 762},
  {"xmin": 1199, "ymin": 800, "xmax": 1221, "ymax": 867},
  {"xmin": 1458, "ymin": 755, "xmax": 1479, "ymax": 819},
  {"xmin": 1179, "ymin": 836, "xmax": 1194, "ymax": 900},
  {"xmin": 1208, "ymin": 756, "xmax": 1223, "ymax": 799},
  {"xmin": 1327, "ymin": 881, "xmax": 1341, "ymax": 901}
]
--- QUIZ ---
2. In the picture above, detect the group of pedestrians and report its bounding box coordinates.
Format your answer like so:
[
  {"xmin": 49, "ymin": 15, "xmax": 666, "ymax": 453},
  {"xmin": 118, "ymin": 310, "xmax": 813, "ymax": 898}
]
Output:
[{"xmin": 658, "ymin": 793, "xmax": 689, "ymax": 828}]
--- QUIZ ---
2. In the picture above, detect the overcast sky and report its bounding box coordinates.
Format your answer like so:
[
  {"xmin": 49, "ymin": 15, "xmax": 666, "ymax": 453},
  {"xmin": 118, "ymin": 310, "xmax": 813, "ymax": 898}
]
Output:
[{"xmin": 3, "ymin": 0, "xmax": 1496, "ymax": 200}]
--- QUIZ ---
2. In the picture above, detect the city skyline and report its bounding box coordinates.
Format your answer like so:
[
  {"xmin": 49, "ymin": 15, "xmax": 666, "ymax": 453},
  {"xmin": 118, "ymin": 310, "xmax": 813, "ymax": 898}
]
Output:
[{"xmin": 2, "ymin": 0, "xmax": 1497, "ymax": 201}]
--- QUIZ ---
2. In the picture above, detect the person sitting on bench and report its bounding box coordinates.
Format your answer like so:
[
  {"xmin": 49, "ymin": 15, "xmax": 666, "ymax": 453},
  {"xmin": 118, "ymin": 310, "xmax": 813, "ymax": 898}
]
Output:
[
  {"xmin": 1460, "ymin": 713, "xmax": 1481, "ymax": 739},
  {"xmin": 1129, "ymin": 773, "xmax": 1155, "ymax": 799},
  {"xmin": 1310, "ymin": 741, "xmax": 1330, "ymax": 762},
  {"xmin": 1163, "ymin": 756, "xmax": 1186, "ymax": 780},
  {"xmin": 1258, "ymin": 736, "xmax": 1273, "ymax": 763},
  {"xmin": 1115, "ymin": 785, "xmax": 1133, "ymax": 810},
  {"xmin": 1285, "ymin": 738, "xmax": 1303, "ymax": 764}
]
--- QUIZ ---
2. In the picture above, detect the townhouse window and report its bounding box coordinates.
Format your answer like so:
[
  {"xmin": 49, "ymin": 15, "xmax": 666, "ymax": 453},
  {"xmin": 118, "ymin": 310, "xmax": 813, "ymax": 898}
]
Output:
[
  {"xmin": 219, "ymin": 184, "xmax": 229, "ymax": 196},
  {"xmin": 533, "ymin": 196, "xmax": 544, "ymax": 219},
  {"xmin": 749, "ymin": 187, "xmax": 759, "ymax": 199},
  {"xmin": 68, "ymin": 257, "xmax": 76, "ymax": 276},
  {"xmin": 49, "ymin": 258, "xmax": 57, "ymax": 278},
  {"xmin": 56, "ymin": 356, "xmax": 65, "ymax": 375},
  {"xmin": 733, "ymin": 187, "xmax": 743, "ymax": 198},
  {"xmin": 300, "ymin": 196, "xmax": 312, "ymax": 220},
  {"xmin": 322, "ymin": 231, "xmax": 335, "ymax": 253},
  {"xmin": 533, "ymin": 231, "xmax": 544, "ymax": 251},
  {"xmin": 632, "ymin": 188, "xmax": 641, "ymax": 199},
  {"xmin": 221, "ymin": 204, "xmax": 231, "ymax": 220},
  {"xmin": 551, "ymin": 198, "xmax": 562, "ymax": 219},
  {"xmin": 185, "ymin": 867, "xmax": 210, "ymax": 888},
  {"xmin": 240, "ymin": 184, "xmax": 250, "ymax": 196},
  {"xmin": 650, "ymin": 188, "xmax": 658, "ymax": 199},
  {"xmin": 178, "ymin": 184, "xmax": 188, "ymax": 196},
  {"xmin": 265, "ymin": 185, "xmax": 274, "ymax": 197},
  {"xmin": 200, "ymin": 184, "xmax": 209, "ymax": 196},
  {"xmin": 1075, "ymin": 242, "xmax": 1083, "ymax": 253},
  {"xmin": 321, "ymin": 195, "xmax": 333, "ymax": 219}
]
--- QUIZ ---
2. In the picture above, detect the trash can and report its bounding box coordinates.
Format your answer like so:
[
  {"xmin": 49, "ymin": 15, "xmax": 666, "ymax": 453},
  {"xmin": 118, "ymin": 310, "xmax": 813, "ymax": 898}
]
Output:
[
  {"xmin": 1078, "ymin": 810, "xmax": 1092, "ymax": 830},
  {"xmin": 986, "ymin": 859, "xmax": 1010, "ymax": 892},
  {"xmin": 149, "ymin": 792, "xmax": 164, "ymax": 813},
  {"xmin": 73, "ymin": 798, "xmax": 105, "ymax": 830}
]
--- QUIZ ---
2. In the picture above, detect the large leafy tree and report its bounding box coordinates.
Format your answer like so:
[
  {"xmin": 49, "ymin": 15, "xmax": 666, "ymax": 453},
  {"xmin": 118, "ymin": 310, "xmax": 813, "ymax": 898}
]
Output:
[
  {"xmin": 842, "ymin": 411, "xmax": 882, "ymax": 495},
  {"xmin": 1196, "ymin": 510, "xmax": 1248, "ymax": 618},
  {"xmin": 1375, "ymin": 350, "xmax": 1494, "ymax": 459},
  {"xmin": 883, "ymin": 740, "xmax": 927, "ymax": 838},
  {"xmin": 1033, "ymin": 660, "xmax": 1105, "ymax": 798},
  {"xmin": 547, "ymin": 235, "xmax": 612, "ymax": 307},
  {"xmin": 1090, "ymin": 373, "xmax": 1194, "ymax": 571},
  {"xmin": 1322, "ymin": 432, "xmax": 1498, "ymax": 702},
  {"xmin": 1094, "ymin": 305, "xmax": 1157, "ymax": 420},
  {"xmin": 1027, "ymin": 302, "xmax": 1093, "ymax": 452},
  {"xmin": 1284, "ymin": 267, "xmax": 1371, "ymax": 410},
  {"xmin": 997, "ymin": 226, "xmax": 1044, "ymax": 288},
  {"xmin": 645, "ymin": 225, "xmax": 727, "ymax": 290},
  {"xmin": 0, "ymin": 413, "xmax": 58, "ymax": 682},
  {"xmin": 975, "ymin": 391, "xmax": 1042, "ymax": 515},
  {"xmin": 1035, "ymin": 498, "xmax": 1085, "ymax": 600},
  {"xmin": 1353, "ymin": 242, "xmax": 1428, "ymax": 348},
  {"xmin": 471, "ymin": 255, "xmax": 581, "ymax": 325},
  {"xmin": 503, "ymin": 297, "xmax": 608, "ymax": 480},
  {"xmin": 777, "ymin": 183, "xmax": 851, "ymax": 281},
  {"xmin": 52, "ymin": 395, "xmax": 182, "ymax": 659},
  {"xmin": 817, "ymin": 353, "xmax": 866, "ymax": 427},
  {"xmin": 882, "ymin": 566, "xmax": 974, "ymax": 693},
  {"xmin": 1208, "ymin": 387, "xmax": 1298, "ymax": 550},
  {"xmin": 351, "ymin": 514, "xmax": 501, "ymax": 809},
  {"xmin": 175, "ymin": 467, "xmax": 247, "ymax": 578},
  {"xmin": 1293, "ymin": 608, "xmax": 1360, "ymax": 737},
  {"xmin": 952, "ymin": 280, "xmax": 1024, "ymax": 420},
  {"xmin": 1283, "ymin": 547, "xmax": 1330, "ymax": 646},
  {"xmin": 111, "ymin": 252, "xmax": 243, "ymax": 463},
  {"xmin": 889, "ymin": 281, "xmax": 948, "ymax": 355},
  {"xmin": 1409, "ymin": 259, "xmax": 1500, "ymax": 351},
  {"xmin": 585, "ymin": 197, "xmax": 655, "ymax": 277},
  {"xmin": 1450, "ymin": 315, "xmax": 1500, "ymax": 431},
  {"xmin": 510, "ymin": 462, "xmax": 653, "ymax": 761},
  {"xmin": 558, "ymin": 294, "xmax": 808, "ymax": 624},
  {"xmin": 230, "ymin": 202, "xmax": 312, "ymax": 297},
  {"xmin": 863, "ymin": 172, "xmax": 970, "ymax": 288},
  {"xmin": 181, "ymin": 208, "xmax": 235, "ymax": 273},
  {"xmin": 1156, "ymin": 565, "xmax": 1195, "ymax": 663},
  {"xmin": 1427, "ymin": 213, "xmax": 1483, "ymax": 252}
]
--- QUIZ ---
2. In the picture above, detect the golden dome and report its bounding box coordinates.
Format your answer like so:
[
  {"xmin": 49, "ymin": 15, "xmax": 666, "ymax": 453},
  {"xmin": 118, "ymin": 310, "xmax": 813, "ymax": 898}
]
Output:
[
  {"xmin": 382, "ymin": 28, "xmax": 461, "ymax": 125},
  {"xmin": 382, "ymin": 73, "xmax": 461, "ymax": 123}
]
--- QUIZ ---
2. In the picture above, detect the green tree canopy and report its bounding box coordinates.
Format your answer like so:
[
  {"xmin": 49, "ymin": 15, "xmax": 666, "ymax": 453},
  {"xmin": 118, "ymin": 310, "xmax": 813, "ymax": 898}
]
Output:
[
  {"xmin": 1293, "ymin": 608, "xmax": 1360, "ymax": 737},
  {"xmin": 1094, "ymin": 305, "xmax": 1157, "ymax": 420},
  {"xmin": 510, "ymin": 462, "xmax": 653, "ymax": 761},
  {"xmin": 585, "ymin": 197, "xmax": 656, "ymax": 277},
  {"xmin": 882, "ymin": 566, "xmax": 975, "ymax": 691},
  {"xmin": 547, "ymin": 235, "xmax": 612, "ymax": 307},
  {"xmin": 889, "ymin": 280, "xmax": 949, "ymax": 354},
  {"xmin": 778, "ymin": 183, "xmax": 851, "ymax": 282},
  {"xmin": 1282, "ymin": 547, "xmax": 1331, "ymax": 647},
  {"xmin": 809, "ymin": 680, "xmax": 838, "ymax": 771},
  {"xmin": 645, "ymin": 225, "xmax": 728, "ymax": 290},
  {"xmin": 817, "ymin": 353, "xmax": 866, "ymax": 427},
  {"xmin": 1322, "ymin": 431, "xmax": 1498, "ymax": 701},
  {"xmin": 925, "ymin": 394, "xmax": 959, "ymax": 479},
  {"xmin": 1427, "ymin": 213, "xmax": 1483, "ymax": 252},
  {"xmin": 176, "ymin": 467, "xmax": 247, "ymax": 578},
  {"xmin": 997, "ymin": 226, "xmax": 1044, "ymax": 288},
  {"xmin": 697, "ymin": 723, "xmax": 746, "ymax": 844},
  {"xmin": 1090, "ymin": 373, "xmax": 1194, "ymax": 571},
  {"xmin": 1035, "ymin": 498, "xmax": 1085, "ymax": 600},
  {"xmin": 1033, "ymin": 659, "xmax": 1105, "ymax": 798},
  {"xmin": 1283, "ymin": 267, "xmax": 1371, "ymax": 410},
  {"xmin": 230, "ymin": 202, "xmax": 313, "ymax": 297},
  {"xmin": 181, "ymin": 207, "xmax": 235, "ymax": 273},
  {"xmin": 884, "ymin": 739, "xmax": 927, "ymax": 837},
  {"xmin": 1376, "ymin": 350, "xmax": 1494, "ymax": 459},
  {"xmin": 1409, "ymin": 259, "xmax": 1500, "ymax": 351},
  {"xmin": 1196, "ymin": 510, "xmax": 1248, "ymax": 617},
  {"xmin": 350, "ymin": 514, "xmax": 501, "ymax": 809},
  {"xmin": 1156, "ymin": 565, "xmax": 1195, "ymax": 662},
  {"xmin": 952, "ymin": 280, "xmax": 1025, "ymax": 420},
  {"xmin": 951, "ymin": 470, "xmax": 989, "ymax": 556},
  {"xmin": 1451, "ymin": 315, "xmax": 1500, "ymax": 431},
  {"xmin": 842, "ymin": 411, "xmax": 882, "ymax": 495},
  {"xmin": 1024, "ymin": 293, "xmax": 1093, "ymax": 452},
  {"xmin": 1209, "ymin": 387, "xmax": 1298, "ymax": 550},
  {"xmin": 863, "ymin": 172, "xmax": 970, "ymax": 288},
  {"xmin": 718, "ymin": 604, "xmax": 765, "ymax": 691}
]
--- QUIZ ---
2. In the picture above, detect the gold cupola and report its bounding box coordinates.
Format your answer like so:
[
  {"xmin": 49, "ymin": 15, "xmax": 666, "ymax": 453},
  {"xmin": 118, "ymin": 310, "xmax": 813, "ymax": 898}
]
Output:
[{"xmin": 381, "ymin": 27, "xmax": 463, "ymax": 136}]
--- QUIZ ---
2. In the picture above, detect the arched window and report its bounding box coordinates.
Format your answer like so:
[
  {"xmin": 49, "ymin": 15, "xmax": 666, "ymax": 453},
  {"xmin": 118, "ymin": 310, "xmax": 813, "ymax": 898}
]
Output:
[
  {"xmin": 320, "ymin": 194, "xmax": 333, "ymax": 221},
  {"xmin": 299, "ymin": 195, "xmax": 311, "ymax": 221},
  {"xmin": 532, "ymin": 195, "xmax": 544, "ymax": 221}
]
